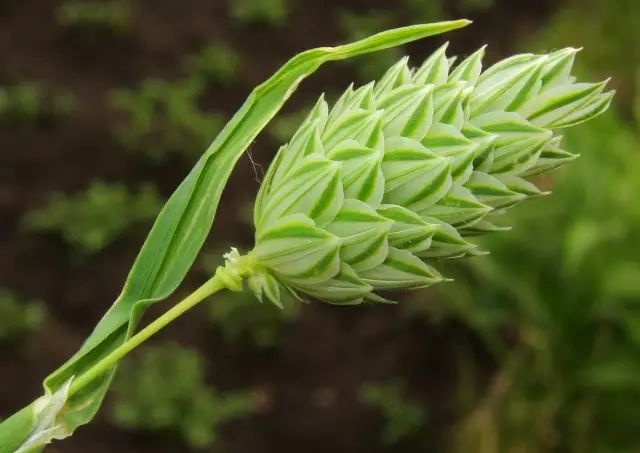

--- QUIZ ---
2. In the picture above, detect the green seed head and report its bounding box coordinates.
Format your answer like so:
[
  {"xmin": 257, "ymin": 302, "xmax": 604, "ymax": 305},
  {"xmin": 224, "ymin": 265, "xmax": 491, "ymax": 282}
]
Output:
[{"xmin": 249, "ymin": 45, "xmax": 613, "ymax": 305}]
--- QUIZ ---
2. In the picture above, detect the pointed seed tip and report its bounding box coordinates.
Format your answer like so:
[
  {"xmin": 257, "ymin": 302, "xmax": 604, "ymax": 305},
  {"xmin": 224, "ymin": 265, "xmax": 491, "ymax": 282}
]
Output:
[{"xmin": 562, "ymin": 46, "xmax": 582, "ymax": 54}]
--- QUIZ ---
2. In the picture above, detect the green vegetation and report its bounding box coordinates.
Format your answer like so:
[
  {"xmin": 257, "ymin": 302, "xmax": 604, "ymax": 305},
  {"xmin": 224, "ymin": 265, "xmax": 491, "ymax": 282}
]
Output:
[
  {"xmin": 55, "ymin": 0, "xmax": 133, "ymax": 35},
  {"xmin": 184, "ymin": 44, "xmax": 242, "ymax": 85},
  {"xmin": 110, "ymin": 344, "xmax": 257, "ymax": 449},
  {"xmin": 111, "ymin": 78, "xmax": 224, "ymax": 161},
  {"xmin": 0, "ymin": 2, "xmax": 637, "ymax": 452},
  {"xmin": 404, "ymin": 0, "xmax": 494, "ymax": 21},
  {"xmin": 23, "ymin": 182, "xmax": 163, "ymax": 256},
  {"xmin": 458, "ymin": 0, "xmax": 494, "ymax": 12},
  {"xmin": 228, "ymin": 0, "xmax": 290, "ymax": 27},
  {"xmin": 0, "ymin": 82, "xmax": 76, "ymax": 125},
  {"xmin": 360, "ymin": 381, "xmax": 427, "ymax": 445},
  {"xmin": 0, "ymin": 289, "xmax": 45, "ymax": 343},
  {"xmin": 1, "ymin": 26, "xmax": 455, "ymax": 451},
  {"xmin": 435, "ymin": 110, "xmax": 640, "ymax": 453},
  {"xmin": 268, "ymin": 108, "xmax": 307, "ymax": 143},
  {"xmin": 531, "ymin": 0, "xmax": 639, "ymax": 89}
]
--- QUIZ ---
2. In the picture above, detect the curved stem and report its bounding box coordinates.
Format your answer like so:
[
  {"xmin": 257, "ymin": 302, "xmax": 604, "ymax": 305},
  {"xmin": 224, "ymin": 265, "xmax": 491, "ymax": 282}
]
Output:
[{"xmin": 68, "ymin": 275, "xmax": 225, "ymax": 397}]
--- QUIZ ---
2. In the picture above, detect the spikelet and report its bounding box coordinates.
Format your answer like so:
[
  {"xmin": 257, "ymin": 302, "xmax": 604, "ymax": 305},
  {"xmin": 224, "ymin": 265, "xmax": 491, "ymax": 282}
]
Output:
[{"xmin": 248, "ymin": 45, "xmax": 613, "ymax": 305}]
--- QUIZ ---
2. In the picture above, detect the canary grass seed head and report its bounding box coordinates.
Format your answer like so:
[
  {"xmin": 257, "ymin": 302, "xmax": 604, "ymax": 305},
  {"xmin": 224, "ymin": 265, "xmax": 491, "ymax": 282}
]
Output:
[{"xmin": 248, "ymin": 45, "xmax": 613, "ymax": 306}]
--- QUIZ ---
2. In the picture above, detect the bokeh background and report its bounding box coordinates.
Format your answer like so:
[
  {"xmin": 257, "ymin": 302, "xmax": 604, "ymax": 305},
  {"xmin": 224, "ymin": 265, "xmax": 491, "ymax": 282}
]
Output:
[{"xmin": 1, "ymin": 0, "xmax": 639, "ymax": 452}]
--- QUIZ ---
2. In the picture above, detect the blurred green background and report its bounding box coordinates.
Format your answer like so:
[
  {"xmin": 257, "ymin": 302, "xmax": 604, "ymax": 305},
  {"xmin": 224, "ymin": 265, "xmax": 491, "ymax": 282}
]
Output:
[{"xmin": 0, "ymin": 0, "xmax": 638, "ymax": 452}]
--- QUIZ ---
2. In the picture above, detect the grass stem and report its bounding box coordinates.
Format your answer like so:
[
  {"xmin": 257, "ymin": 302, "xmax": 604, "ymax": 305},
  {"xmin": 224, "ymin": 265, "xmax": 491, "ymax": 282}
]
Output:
[{"xmin": 68, "ymin": 275, "xmax": 225, "ymax": 397}]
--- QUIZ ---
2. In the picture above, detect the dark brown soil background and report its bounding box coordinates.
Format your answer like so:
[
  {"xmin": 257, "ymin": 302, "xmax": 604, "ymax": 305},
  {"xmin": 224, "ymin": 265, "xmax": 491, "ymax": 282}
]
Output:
[{"xmin": 0, "ymin": 1, "xmax": 555, "ymax": 452}]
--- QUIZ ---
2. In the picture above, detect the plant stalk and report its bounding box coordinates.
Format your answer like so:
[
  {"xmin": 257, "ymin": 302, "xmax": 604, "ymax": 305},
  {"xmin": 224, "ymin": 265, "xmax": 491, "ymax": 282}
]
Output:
[{"xmin": 68, "ymin": 275, "xmax": 225, "ymax": 397}]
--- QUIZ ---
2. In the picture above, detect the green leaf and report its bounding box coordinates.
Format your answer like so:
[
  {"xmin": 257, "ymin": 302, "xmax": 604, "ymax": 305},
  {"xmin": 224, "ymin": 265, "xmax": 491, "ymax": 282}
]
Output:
[
  {"xmin": 0, "ymin": 19, "xmax": 471, "ymax": 452},
  {"xmin": 0, "ymin": 405, "xmax": 36, "ymax": 453}
]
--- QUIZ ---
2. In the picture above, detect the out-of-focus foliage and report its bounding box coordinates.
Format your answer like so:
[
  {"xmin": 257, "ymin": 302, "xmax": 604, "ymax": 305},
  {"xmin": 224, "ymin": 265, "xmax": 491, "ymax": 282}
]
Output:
[
  {"xmin": 635, "ymin": 74, "xmax": 640, "ymax": 129},
  {"xmin": 184, "ymin": 44, "xmax": 242, "ymax": 86},
  {"xmin": 110, "ymin": 344, "xmax": 257, "ymax": 450},
  {"xmin": 268, "ymin": 108, "xmax": 307, "ymax": 143},
  {"xmin": 457, "ymin": 0, "xmax": 494, "ymax": 12},
  {"xmin": 360, "ymin": 381, "xmax": 427, "ymax": 446},
  {"xmin": 0, "ymin": 288, "xmax": 45, "ymax": 342},
  {"xmin": 0, "ymin": 82, "xmax": 76, "ymax": 125},
  {"xmin": 228, "ymin": 0, "xmax": 290, "ymax": 27},
  {"xmin": 55, "ymin": 0, "xmax": 133, "ymax": 35},
  {"xmin": 23, "ymin": 182, "xmax": 162, "ymax": 256},
  {"xmin": 439, "ymin": 110, "xmax": 640, "ymax": 453},
  {"xmin": 208, "ymin": 288, "xmax": 300, "ymax": 348},
  {"xmin": 531, "ymin": 0, "xmax": 639, "ymax": 95},
  {"xmin": 111, "ymin": 78, "xmax": 224, "ymax": 162},
  {"xmin": 404, "ymin": 0, "xmax": 493, "ymax": 22}
]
